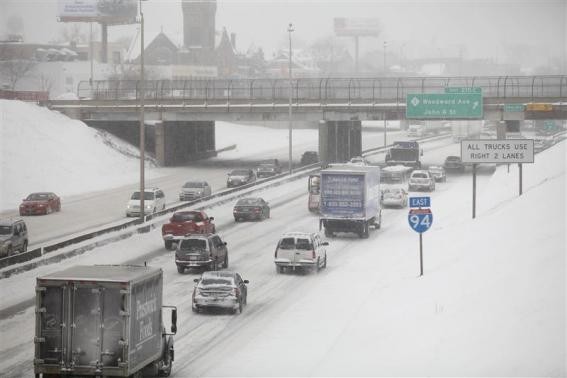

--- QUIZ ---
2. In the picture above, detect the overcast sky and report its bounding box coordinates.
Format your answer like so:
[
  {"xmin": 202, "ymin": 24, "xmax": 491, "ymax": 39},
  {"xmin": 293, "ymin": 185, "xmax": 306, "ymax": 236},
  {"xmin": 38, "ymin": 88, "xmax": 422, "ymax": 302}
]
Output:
[{"xmin": 1, "ymin": 0, "xmax": 565, "ymax": 65}]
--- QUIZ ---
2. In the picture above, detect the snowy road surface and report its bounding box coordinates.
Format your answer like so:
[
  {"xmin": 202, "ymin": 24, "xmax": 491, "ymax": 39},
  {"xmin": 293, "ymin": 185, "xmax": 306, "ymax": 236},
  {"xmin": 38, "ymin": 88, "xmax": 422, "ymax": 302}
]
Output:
[{"xmin": 1, "ymin": 141, "xmax": 564, "ymax": 376}]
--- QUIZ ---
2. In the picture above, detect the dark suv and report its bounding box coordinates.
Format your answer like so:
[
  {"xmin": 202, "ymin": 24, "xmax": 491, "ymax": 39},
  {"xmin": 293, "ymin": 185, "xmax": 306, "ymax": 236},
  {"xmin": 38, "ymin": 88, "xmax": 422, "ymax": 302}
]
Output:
[
  {"xmin": 0, "ymin": 218, "xmax": 28, "ymax": 257},
  {"xmin": 444, "ymin": 156, "xmax": 465, "ymax": 172},
  {"xmin": 175, "ymin": 233, "xmax": 228, "ymax": 273}
]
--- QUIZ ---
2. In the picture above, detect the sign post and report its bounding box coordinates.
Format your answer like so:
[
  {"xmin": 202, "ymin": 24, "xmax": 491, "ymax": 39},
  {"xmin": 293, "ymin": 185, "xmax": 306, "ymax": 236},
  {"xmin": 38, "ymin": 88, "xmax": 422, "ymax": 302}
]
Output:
[
  {"xmin": 461, "ymin": 139, "xmax": 535, "ymax": 218},
  {"xmin": 408, "ymin": 197, "xmax": 433, "ymax": 277}
]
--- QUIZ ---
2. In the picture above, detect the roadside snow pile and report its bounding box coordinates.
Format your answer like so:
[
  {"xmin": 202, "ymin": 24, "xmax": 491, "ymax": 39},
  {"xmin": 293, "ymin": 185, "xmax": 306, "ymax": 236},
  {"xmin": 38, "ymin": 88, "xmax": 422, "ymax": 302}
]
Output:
[
  {"xmin": 0, "ymin": 100, "xmax": 145, "ymax": 211},
  {"xmin": 478, "ymin": 140, "xmax": 566, "ymax": 215}
]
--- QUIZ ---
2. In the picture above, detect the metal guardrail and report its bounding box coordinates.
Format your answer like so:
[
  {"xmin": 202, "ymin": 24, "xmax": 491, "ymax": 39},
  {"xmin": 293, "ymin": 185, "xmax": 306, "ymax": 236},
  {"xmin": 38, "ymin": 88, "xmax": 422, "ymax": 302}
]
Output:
[
  {"xmin": 74, "ymin": 75, "xmax": 566, "ymax": 104},
  {"xmin": 0, "ymin": 162, "xmax": 321, "ymax": 273}
]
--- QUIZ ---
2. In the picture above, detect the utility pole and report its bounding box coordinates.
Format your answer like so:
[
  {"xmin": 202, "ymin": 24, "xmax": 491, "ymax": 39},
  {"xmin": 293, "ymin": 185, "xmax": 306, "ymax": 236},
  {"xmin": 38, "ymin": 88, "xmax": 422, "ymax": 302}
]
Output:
[{"xmin": 139, "ymin": 0, "xmax": 146, "ymax": 220}]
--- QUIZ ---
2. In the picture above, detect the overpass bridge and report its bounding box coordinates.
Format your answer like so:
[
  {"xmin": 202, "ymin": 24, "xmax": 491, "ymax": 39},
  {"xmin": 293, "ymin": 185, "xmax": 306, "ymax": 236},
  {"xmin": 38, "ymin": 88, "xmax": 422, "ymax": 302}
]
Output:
[{"xmin": 48, "ymin": 75, "xmax": 566, "ymax": 165}]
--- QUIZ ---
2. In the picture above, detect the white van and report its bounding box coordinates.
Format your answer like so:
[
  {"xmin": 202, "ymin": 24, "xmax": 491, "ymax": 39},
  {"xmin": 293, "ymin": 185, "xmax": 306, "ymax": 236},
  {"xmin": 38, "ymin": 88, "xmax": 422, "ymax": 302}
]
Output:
[{"xmin": 274, "ymin": 232, "xmax": 328, "ymax": 273}]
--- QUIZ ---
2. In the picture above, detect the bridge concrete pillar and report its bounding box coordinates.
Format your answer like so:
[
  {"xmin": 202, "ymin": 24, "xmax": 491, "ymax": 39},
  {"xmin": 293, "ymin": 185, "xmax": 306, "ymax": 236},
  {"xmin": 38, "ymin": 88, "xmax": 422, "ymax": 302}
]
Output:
[
  {"xmin": 157, "ymin": 121, "xmax": 216, "ymax": 166},
  {"xmin": 319, "ymin": 120, "xmax": 362, "ymax": 165}
]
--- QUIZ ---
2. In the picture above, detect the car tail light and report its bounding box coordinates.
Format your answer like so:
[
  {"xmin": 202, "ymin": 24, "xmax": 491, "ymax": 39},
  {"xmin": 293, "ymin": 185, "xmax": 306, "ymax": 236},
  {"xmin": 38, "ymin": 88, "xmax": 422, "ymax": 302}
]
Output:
[
  {"xmin": 232, "ymin": 287, "xmax": 240, "ymax": 297},
  {"xmin": 312, "ymin": 250, "xmax": 316, "ymax": 259},
  {"xmin": 254, "ymin": 207, "xmax": 261, "ymax": 213}
]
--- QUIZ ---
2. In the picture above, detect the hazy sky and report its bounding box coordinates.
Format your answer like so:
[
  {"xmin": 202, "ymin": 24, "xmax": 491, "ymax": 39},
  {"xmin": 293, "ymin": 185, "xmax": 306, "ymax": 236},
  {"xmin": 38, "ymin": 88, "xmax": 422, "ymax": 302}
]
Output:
[{"xmin": 1, "ymin": 0, "xmax": 565, "ymax": 65}]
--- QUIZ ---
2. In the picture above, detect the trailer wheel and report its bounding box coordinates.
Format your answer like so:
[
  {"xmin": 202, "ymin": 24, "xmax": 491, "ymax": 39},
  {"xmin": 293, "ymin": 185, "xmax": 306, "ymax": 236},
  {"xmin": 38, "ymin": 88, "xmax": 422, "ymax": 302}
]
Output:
[
  {"xmin": 176, "ymin": 265, "xmax": 185, "ymax": 274},
  {"xmin": 164, "ymin": 240, "xmax": 173, "ymax": 250}
]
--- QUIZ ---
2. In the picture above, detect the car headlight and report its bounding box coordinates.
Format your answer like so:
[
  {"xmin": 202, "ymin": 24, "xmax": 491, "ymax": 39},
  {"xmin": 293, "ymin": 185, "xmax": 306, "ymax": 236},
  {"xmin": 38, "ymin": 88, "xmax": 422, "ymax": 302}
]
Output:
[
  {"xmin": 145, "ymin": 204, "xmax": 152, "ymax": 209},
  {"xmin": 127, "ymin": 204, "xmax": 132, "ymax": 209}
]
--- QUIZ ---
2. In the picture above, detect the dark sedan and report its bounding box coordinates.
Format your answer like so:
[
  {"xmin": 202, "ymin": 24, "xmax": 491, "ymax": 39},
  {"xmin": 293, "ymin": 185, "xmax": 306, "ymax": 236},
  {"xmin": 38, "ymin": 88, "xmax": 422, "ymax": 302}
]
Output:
[
  {"xmin": 256, "ymin": 162, "xmax": 282, "ymax": 178},
  {"xmin": 19, "ymin": 192, "xmax": 61, "ymax": 215},
  {"xmin": 227, "ymin": 169, "xmax": 256, "ymax": 188},
  {"xmin": 233, "ymin": 197, "xmax": 270, "ymax": 221}
]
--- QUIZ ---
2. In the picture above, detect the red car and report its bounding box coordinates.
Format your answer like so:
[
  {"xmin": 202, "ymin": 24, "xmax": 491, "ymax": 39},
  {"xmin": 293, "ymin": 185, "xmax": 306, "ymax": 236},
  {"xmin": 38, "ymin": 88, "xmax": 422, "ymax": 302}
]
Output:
[
  {"xmin": 162, "ymin": 210, "xmax": 215, "ymax": 250},
  {"xmin": 19, "ymin": 192, "xmax": 61, "ymax": 215}
]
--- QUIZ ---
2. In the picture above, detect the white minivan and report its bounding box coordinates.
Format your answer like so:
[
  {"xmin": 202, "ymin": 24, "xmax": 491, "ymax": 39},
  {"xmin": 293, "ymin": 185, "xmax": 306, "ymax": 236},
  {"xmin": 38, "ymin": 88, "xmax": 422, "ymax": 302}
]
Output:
[{"xmin": 274, "ymin": 232, "xmax": 328, "ymax": 273}]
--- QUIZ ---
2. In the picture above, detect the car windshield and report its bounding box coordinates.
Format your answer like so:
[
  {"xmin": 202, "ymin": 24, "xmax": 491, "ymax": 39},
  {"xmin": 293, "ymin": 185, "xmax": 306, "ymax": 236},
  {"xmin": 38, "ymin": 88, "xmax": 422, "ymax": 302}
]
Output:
[
  {"xmin": 278, "ymin": 237, "xmax": 313, "ymax": 250},
  {"xmin": 412, "ymin": 173, "xmax": 428, "ymax": 179},
  {"xmin": 179, "ymin": 239, "xmax": 207, "ymax": 251},
  {"xmin": 230, "ymin": 170, "xmax": 249, "ymax": 176},
  {"xmin": 172, "ymin": 212, "xmax": 201, "ymax": 222},
  {"xmin": 0, "ymin": 225, "xmax": 12, "ymax": 235},
  {"xmin": 26, "ymin": 193, "xmax": 49, "ymax": 201},
  {"xmin": 236, "ymin": 198, "xmax": 260, "ymax": 206},
  {"xmin": 201, "ymin": 278, "xmax": 233, "ymax": 286},
  {"xmin": 131, "ymin": 192, "xmax": 155, "ymax": 200},
  {"xmin": 183, "ymin": 182, "xmax": 204, "ymax": 188}
]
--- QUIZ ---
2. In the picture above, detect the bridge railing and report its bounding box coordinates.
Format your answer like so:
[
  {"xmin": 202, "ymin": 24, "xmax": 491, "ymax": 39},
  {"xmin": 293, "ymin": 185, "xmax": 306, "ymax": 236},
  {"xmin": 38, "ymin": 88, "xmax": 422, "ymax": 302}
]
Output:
[{"xmin": 76, "ymin": 75, "xmax": 566, "ymax": 104}]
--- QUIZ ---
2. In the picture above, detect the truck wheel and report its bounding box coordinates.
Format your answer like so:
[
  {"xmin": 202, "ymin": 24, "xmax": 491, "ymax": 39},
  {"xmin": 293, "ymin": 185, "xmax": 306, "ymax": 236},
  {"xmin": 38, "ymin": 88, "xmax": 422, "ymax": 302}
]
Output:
[
  {"xmin": 164, "ymin": 240, "xmax": 173, "ymax": 250},
  {"xmin": 176, "ymin": 266, "xmax": 185, "ymax": 274},
  {"xmin": 360, "ymin": 222, "xmax": 369, "ymax": 239},
  {"xmin": 323, "ymin": 255, "xmax": 327, "ymax": 269},
  {"xmin": 159, "ymin": 348, "xmax": 173, "ymax": 377},
  {"xmin": 316, "ymin": 257, "xmax": 321, "ymax": 273},
  {"xmin": 276, "ymin": 265, "xmax": 284, "ymax": 274}
]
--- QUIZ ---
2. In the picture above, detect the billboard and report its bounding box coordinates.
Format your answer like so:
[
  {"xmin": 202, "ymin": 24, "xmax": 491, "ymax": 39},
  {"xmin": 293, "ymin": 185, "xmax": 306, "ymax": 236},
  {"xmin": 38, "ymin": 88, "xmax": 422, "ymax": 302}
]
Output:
[
  {"xmin": 58, "ymin": 0, "xmax": 138, "ymax": 24},
  {"xmin": 334, "ymin": 18, "xmax": 380, "ymax": 37}
]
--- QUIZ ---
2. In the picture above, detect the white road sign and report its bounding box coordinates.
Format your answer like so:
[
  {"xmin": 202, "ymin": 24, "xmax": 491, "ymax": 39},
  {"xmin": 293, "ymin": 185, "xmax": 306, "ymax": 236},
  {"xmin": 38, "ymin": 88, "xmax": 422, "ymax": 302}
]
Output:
[{"xmin": 461, "ymin": 139, "xmax": 534, "ymax": 163}]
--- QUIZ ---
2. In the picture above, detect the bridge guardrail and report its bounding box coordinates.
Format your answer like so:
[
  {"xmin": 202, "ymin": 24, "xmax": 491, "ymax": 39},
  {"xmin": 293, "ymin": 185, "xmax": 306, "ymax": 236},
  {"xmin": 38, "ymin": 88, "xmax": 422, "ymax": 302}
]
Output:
[{"xmin": 72, "ymin": 75, "xmax": 566, "ymax": 104}]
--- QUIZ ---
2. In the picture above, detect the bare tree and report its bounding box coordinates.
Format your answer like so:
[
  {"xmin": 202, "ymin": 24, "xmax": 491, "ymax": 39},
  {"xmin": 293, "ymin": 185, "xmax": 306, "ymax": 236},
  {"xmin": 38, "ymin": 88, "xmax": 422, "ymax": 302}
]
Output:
[{"xmin": 0, "ymin": 45, "xmax": 37, "ymax": 90}]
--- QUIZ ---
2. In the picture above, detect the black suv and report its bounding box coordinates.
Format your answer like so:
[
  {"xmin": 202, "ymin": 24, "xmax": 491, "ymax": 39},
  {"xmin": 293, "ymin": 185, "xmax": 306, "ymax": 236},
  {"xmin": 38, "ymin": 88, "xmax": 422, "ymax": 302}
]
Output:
[
  {"xmin": 300, "ymin": 151, "xmax": 319, "ymax": 165},
  {"xmin": 175, "ymin": 233, "xmax": 228, "ymax": 273},
  {"xmin": 0, "ymin": 218, "xmax": 28, "ymax": 257}
]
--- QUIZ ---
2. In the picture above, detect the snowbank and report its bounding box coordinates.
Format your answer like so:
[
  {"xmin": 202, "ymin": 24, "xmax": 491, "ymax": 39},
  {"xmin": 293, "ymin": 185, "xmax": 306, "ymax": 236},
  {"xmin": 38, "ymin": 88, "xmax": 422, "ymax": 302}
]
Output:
[{"xmin": 0, "ymin": 100, "xmax": 144, "ymax": 210}]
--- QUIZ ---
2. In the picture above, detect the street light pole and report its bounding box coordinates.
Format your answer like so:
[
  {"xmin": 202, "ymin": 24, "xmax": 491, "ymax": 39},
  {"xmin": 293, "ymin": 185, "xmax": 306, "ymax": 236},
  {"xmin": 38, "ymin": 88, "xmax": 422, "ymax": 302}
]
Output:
[
  {"xmin": 383, "ymin": 40, "xmax": 387, "ymax": 75},
  {"xmin": 383, "ymin": 41, "xmax": 387, "ymax": 146},
  {"xmin": 139, "ymin": 0, "xmax": 146, "ymax": 220},
  {"xmin": 287, "ymin": 23, "xmax": 294, "ymax": 175}
]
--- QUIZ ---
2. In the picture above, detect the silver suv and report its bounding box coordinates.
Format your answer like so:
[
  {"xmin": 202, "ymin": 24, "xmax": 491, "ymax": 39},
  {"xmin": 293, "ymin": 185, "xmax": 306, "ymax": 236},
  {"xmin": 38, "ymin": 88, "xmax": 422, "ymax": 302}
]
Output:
[
  {"xmin": 274, "ymin": 232, "xmax": 328, "ymax": 273},
  {"xmin": 0, "ymin": 218, "xmax": 28, "ymax": 257},
  {"xmin": 408, "ymin": 170, "xmax": 436, "ymax": 192}
]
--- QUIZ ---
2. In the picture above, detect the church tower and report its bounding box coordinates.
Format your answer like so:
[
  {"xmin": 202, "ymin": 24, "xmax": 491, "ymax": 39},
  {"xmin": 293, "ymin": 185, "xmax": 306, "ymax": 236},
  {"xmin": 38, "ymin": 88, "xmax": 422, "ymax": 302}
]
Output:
[{"xmin": 181, "ymin": 0, "xmax": 217, "ymax": 50}]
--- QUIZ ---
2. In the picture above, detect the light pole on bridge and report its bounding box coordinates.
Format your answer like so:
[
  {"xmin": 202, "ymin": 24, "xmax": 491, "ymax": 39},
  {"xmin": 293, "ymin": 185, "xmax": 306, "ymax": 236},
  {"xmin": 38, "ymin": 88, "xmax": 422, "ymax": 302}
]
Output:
[{"xmin": 287, "ymin": 23, "xmax": 294, "ymax": 175}]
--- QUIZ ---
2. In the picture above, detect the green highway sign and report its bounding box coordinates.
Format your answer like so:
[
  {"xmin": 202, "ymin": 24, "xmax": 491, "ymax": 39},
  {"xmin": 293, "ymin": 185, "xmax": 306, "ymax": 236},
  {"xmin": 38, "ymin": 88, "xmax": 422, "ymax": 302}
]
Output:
[
  {"xmin": 504, "ymin": 104, "xmax": 524, "ymax": 112},
  {"xmin": 444, "ymin": 87, "xmax": 482, "ymax": 94},
  {"xmin": 406, "ymin": 93, "xmax": 483, "ymax": 119},
  {"xmin": 543, "ymin": 120, "xmax": 556, "ymax": 130}
]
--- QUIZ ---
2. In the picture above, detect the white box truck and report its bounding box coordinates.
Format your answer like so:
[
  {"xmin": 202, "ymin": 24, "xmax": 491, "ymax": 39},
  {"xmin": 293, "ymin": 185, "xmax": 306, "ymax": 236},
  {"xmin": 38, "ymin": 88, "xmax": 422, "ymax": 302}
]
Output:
[
  {"xmin": 319, "ymin": 164, "xmax": 382, "ymax": 238},
  {"xmin": 34, "ymin": 265, "xmax": 177, "ymax": 377}
]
